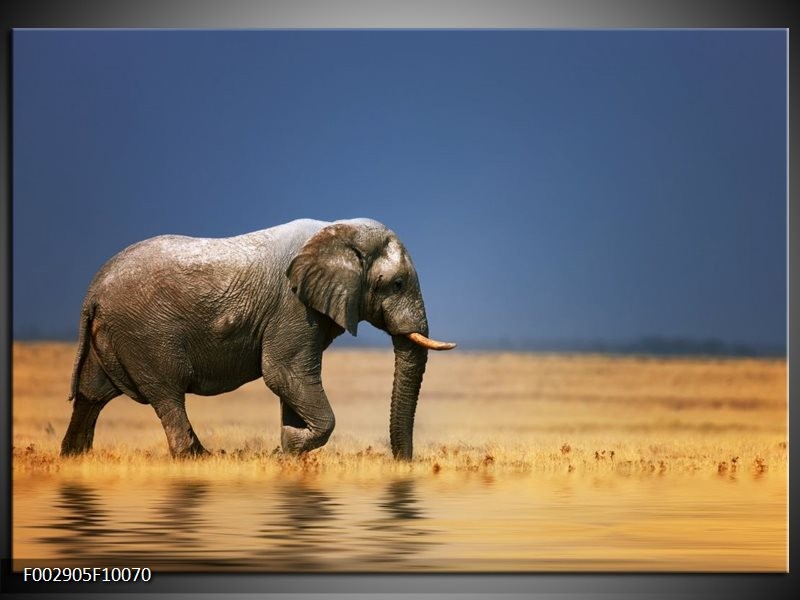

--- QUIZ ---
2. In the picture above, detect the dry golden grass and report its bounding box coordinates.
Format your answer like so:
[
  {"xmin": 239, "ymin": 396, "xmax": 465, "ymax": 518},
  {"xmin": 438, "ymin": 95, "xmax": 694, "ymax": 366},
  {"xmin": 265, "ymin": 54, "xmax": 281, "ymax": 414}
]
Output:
[
  {"xmin": 12, "ymin": 342, "xmax": 787, "ymax": 480},
  {"xmin": 12, "ymin": 342, "xmax": 788, "ymax": 572}
]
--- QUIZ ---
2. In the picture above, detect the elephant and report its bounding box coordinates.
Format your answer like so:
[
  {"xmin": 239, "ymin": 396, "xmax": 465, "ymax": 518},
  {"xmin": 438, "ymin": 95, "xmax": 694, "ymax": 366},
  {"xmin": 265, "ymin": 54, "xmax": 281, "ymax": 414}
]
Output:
[{"xmin": 60, "ymin": 218, "xmax": 455, "ymax": 460}]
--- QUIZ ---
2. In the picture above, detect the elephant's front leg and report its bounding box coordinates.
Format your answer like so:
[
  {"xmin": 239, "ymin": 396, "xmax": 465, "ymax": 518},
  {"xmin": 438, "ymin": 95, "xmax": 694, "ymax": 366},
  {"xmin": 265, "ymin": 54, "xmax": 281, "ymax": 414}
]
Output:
[
  {"xmin": 264, "ymin": 364, "xmax": 336, "ymax": 454},
  {"xmin": 279, "ymin": 394, "xmax": 335, "ymax": 453}
]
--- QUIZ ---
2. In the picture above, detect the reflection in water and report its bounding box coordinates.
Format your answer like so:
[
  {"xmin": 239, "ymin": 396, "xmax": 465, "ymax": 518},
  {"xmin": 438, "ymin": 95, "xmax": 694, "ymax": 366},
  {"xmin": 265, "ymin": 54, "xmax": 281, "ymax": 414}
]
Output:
[
  {"xmin": 15, "ymin": 471, "xmax": 787, "ymax": 572},
  {"xmin": 381, "ymin": 479, "xmax": 422, "ymax": 520},
  {"xmin": 357, "ymin": 479, "xmax": 434, "ymax": 568},
  {"xmin": 139, "ymin": 479, "xmax": 225, "ymax": 569},
  {"xmin": 33, "ymin": 484, "xmax": 112, "ymax": 555},
  {"xmin": 254, "ymin": 479, "xmax": 343, "ymax": 570},
  {"xmin": 33, "ymin": 479, "xmax": 230, "ymax": 568},
  {"xmin": 32, "ymin": 482, "xmax": 132, "ymax": 565},
  {"xmin": 24, "ymin": 475, "xmax": 438, "ymax": 571}
]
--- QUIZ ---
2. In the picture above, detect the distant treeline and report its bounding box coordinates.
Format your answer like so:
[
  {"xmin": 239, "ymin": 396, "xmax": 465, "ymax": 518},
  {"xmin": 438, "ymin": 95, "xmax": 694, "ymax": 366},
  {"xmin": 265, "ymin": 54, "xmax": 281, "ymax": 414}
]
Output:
[
  {"xmin": 609, "ymin": 335, "xmax": 785, "ymax": 358},
  {"xmin": 329, "ymin": 333, "xmax": 786, "ymax": 357},
  {"xmin": 453, "ymin": 335, "xmax": 786, "ymax": 358}
]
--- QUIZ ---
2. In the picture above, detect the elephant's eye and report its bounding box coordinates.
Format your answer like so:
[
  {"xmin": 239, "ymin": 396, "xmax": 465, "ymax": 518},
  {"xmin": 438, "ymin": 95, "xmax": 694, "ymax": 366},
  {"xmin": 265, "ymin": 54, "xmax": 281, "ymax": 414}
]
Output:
[{"xmin": 392, "ymin": 278, "xmax": 404, "ymax": 293}]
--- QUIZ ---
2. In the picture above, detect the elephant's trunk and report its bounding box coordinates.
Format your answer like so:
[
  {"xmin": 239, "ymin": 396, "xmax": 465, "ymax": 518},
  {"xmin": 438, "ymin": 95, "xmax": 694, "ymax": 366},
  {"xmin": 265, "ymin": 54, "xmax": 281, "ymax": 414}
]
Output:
[{"xmin": 389, "ymin": 334, "xmax": 428, "ymax": 460}]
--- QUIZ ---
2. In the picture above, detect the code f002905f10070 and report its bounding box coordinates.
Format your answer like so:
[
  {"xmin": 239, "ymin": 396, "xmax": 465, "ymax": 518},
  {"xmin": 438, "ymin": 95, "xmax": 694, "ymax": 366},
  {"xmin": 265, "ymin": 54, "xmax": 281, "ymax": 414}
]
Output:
[{"xmin": 22, "ymin": 566, "xmax": 152, "ymax": 583}]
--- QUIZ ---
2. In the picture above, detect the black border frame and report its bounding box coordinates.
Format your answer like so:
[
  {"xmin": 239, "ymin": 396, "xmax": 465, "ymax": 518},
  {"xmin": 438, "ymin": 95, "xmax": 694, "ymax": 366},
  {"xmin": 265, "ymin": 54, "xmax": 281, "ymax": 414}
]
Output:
[{"xmin": 1, "ymin": 1, "xmax": 795, "ymax": 598}]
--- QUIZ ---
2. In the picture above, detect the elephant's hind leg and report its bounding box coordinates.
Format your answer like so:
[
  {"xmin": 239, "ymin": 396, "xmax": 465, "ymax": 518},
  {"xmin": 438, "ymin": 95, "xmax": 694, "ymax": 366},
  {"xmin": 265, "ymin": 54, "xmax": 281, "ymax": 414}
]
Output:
[
  {"xmin": 61, "ymin": 395, "xmax": 113, "ymax": 456},
  {"xmin": 148, "ymin": 392, "xmax": 208, "ymax": 458},
  {"xmin": 61, "ymin": 352, "xmax": 120, "ymax": 456}
]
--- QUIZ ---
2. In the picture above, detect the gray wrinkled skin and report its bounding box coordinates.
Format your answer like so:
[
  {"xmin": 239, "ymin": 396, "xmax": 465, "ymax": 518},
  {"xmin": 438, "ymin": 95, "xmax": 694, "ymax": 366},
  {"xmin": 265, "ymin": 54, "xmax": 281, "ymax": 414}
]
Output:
[{"xmin": 61, "ymin": 218, "xmax": 429, "ymax": 460}]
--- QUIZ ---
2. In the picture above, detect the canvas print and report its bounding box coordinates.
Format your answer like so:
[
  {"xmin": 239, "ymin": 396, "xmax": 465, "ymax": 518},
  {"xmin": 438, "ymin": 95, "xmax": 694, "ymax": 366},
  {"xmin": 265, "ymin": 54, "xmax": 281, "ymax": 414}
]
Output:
[{"xmin": 12, "ymin": 29, "xmax": 786, "ymax": 572}]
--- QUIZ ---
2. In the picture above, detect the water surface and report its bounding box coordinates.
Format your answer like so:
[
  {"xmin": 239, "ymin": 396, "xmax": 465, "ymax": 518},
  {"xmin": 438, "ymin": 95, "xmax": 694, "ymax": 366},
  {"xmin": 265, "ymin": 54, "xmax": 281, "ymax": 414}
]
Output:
[{"xmin": 14, "ymin": 470, "xmax": 786, "ymax": 572}]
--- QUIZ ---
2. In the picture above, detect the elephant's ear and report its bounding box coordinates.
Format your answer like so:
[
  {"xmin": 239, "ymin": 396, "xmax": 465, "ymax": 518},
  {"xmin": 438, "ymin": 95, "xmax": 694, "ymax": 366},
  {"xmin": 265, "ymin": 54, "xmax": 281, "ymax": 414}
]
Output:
[{"xmin": 286, "ymin": 224, "xmax": 364, "ymax": 336}]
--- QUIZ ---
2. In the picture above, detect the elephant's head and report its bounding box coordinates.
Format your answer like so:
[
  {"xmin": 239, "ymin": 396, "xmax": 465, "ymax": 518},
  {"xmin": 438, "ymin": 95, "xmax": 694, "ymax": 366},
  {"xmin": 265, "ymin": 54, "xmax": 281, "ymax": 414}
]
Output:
[{"xmin": 286, "ymin": 218, "xmax": 455, "ymax": 460}]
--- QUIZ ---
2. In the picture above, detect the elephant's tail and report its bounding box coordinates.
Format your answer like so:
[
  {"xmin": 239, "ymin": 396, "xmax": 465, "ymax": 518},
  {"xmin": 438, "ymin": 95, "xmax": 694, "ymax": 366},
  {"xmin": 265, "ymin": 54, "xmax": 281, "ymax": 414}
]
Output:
[{"xmin": 68, "ymin": 302, "xmax": 95, "ymax": 402}]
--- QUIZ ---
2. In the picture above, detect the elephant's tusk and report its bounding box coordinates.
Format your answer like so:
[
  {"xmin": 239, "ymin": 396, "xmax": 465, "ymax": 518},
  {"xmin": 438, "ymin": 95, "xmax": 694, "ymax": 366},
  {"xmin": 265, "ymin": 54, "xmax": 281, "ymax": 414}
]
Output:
[{"xmin": 406, "ymin": 332, "xmax": 457, "ymax": 351}]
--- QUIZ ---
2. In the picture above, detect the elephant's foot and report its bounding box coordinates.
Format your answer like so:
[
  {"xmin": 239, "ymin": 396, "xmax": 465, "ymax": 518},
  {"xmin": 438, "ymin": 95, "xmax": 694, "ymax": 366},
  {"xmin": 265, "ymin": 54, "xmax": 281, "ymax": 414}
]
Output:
[
  {"xmin": 165, "ymin": 427, "xmax": 209, "ymax": 459},
  {"xmin": 279, "ymin": 397, "xmax": 335, "ymax": 454},
  {"xmin": 61, "ymin": 437, "xmax": 93, "ymax": 457},
  {"xmin": 280, "ymin": 423, "xmax": 334, "ymax": 454},
  {"xmin": 152, "ymin": 402, "xmax": 209, "ymax": 459},
  {"xmin": 173, "ymin": 441, "xmax": 211, "ymax": 459},
  {"xmin": 61, "ymin": 425, "xmax": 94, "ymax": 456},
  {"xmin": 280, "ymin": 425, "xmax": 306, "ymax": 454}
]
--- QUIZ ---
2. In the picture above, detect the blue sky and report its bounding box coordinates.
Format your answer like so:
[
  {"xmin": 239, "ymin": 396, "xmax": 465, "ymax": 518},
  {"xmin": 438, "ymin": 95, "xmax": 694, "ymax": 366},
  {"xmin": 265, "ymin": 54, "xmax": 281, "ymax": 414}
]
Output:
[{"xmin": 13, "ymin": 30, "xmax": 786, "ymax": 349}]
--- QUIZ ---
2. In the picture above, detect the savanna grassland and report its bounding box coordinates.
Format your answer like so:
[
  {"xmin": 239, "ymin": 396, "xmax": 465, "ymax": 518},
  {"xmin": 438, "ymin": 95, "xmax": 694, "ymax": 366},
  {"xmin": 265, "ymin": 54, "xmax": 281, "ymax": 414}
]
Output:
[
  {"xmin": 12, "ymin": 342, "xmax": 788, "ymax": 572},
  {"xmin": 12, "ymin": 342, "xmax": 787, "ymax": 475}
]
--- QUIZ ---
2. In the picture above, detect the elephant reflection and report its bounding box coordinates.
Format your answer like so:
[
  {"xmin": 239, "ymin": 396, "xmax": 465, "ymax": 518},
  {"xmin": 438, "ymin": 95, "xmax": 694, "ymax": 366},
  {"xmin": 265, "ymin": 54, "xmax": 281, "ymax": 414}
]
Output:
[
  {"xmin": 33, "ymin": 476, "xmax": 436, "ymax": 571},
  {"xmin": 255, "ymin": 477, "xmax": 435, "ymax": 571},
  {"xmin": 36, "ymin": 479, "xmax": 223, "ymax": 569},
  {"xmin": 254, "ymin": 478, "xmax": 342, "ymax": 571},
  {"xmin": 358, "ymin": 478, "xmax": 434, "ymax": 566}
]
